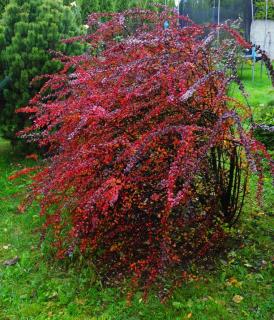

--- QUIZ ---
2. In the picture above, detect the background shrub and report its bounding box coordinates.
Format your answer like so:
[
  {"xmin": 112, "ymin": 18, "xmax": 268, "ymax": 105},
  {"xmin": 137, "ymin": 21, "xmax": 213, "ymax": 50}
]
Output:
[
  {"xmin": 0, "ymin": 0, "xmax": 83, "ymax": 143},
  {"xmin": 77, "ymin": 0, "xmax": 175, "ymax": 22},
  {"xmin": 253, "ymin": 99, "xmax": 274, "ymax": 149}
]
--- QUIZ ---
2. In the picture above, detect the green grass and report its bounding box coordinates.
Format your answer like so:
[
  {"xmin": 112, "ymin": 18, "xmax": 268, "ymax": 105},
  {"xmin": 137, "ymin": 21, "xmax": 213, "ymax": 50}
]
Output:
[
  {"xmin": 0, "ymin": 68, "xmax": 273, "ymax": 319},
  {"xmin": 230, "ymin": 62, "xmax": 274, "ymax": 122}
]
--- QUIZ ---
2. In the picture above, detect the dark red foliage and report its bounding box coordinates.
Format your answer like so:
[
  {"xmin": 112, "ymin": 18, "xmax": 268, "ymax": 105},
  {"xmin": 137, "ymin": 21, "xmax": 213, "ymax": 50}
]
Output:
[{"xmin": 18, "ymin": 9, "xmax": 272, "ymax": 295}]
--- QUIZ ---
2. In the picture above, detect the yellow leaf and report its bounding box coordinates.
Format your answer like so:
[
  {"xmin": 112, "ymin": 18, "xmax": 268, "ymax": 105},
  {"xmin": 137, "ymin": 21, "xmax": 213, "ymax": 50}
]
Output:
[
  {"xmin": 110, "ymin": 244, "xmax": 119, "ymax": 252},
  {"xmin": 226, "ymin": 277, "xmax": 242, "ymax": 288},
  {"xmin": 227, "ymin": 277, "xmax": 238, "ymax": 286},
  {"xmin": 257, "ymin": 212, "xmax": 265, "ymax": 216},
  {"xmin": 232, "ymin": 295, "xmax": 243, "ymax": 304}
]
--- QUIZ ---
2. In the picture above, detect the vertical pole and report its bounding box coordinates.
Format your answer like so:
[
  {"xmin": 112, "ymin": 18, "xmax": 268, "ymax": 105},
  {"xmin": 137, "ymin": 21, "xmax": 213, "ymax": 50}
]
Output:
[
  {"xmin": 217, "ymin": 0, "xmax": 221, "ymax": 43},
  {"xmin": 251, "ymin": 0, "xmax": 254, "ymax": 41},
  {"xmin": 179, "ymin": 0, "xmax": 187, "ymax": 28},
  {"xmin": 217, "ymin": 0, "xmax": 221, "ymax": 25},
  {"xmin": 261, "ymin": 0, "xmax": 269, "ymax": 79},
  {"xmin": 252, "ymin": 61, "xmax": 255, "ymax": 82},
  {"xmin": 176, "ymin": 0, "xmax": 180, "ymax": 27},
  {"xmin": 264, "ymin": 0, "xmax": 268, "ymax": 48},
  {"xmin": 252, "ymin": 46, "xmax": 256, "ymax": 83},
  {"xmin": 212, "ymin": 0, "xmax": 218, "ymax": 24}
]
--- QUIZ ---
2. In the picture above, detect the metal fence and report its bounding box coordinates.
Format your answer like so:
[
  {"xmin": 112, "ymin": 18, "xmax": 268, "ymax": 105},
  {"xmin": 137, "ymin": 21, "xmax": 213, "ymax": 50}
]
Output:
[{"xmin": 179, "ymin": 0, "xmax": 253, "ymax": 40}]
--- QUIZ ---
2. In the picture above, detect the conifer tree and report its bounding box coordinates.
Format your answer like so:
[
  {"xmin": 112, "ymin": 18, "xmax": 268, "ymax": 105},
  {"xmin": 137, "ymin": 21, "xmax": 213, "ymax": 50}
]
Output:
[
  {"xmin": 0, "ymin": 0, "xmax": 83, "ymax": 141},
  {"xmin": 0, "ymin": 0, "xmax": 9, "ymax": 16},
  {"xmin": 78, "ymin": 0, "xmax": 175, "ymax": 21},
  {"xmin": 78, "ymin": 0, "xmax": 101, "ymax": 22}
]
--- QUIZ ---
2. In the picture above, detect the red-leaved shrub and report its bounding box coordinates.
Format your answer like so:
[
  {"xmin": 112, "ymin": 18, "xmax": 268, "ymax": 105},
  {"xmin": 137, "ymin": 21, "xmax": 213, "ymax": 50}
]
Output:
[{"xmin": 17, "ymin": 8, "xmax": 272, "ymax": 296}]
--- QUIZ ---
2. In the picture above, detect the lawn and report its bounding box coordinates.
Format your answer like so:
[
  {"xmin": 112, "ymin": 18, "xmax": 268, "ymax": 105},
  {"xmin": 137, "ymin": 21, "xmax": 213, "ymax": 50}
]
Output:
[
  {"xmin": 0, "ymin": 66, "xmax": 273, "ymax": 320},
  {"xmin": 230, "ymin": 62, "xmax": 274, "ymax": 124}
]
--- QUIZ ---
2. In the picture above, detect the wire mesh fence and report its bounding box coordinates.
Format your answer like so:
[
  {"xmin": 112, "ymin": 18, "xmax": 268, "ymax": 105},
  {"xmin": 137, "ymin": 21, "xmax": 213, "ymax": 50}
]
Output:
[{"xmin": 179, "ymin": 0, "xmax": 253, "ymax": 40}]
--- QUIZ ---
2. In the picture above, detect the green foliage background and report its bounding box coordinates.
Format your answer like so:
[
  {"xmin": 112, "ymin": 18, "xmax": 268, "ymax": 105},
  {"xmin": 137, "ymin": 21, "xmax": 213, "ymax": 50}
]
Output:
[
  {"xmin": 254, "ymin": 0, "xmax": 274, "ymax": 20},
  {"xmin": 78, "ymin": 0, "xmax": 175, "ymax": 22},
  {"xmin": 0, "ymin": 0, "xmax": 9, "ymax": 16}
]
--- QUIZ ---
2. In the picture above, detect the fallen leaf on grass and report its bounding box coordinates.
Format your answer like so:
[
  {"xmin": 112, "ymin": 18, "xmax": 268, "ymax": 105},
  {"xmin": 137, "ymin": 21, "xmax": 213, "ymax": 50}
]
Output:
[
  {"xmin": 48, "ymin": 291, "xmax": 58, "ymax": 300},
  {"xmin": 227, "ymin": 277, "xmax": 238, "ymax": 285},
  {"xmin": 26, "ymin": 153, "xmax": 38, "ymax": 161},
  {"xmin": 232, "ymin": 295, "xmax": 243, "ymax": 304},
  {"xmin": 260, "ymin": 260, "xmax": 267, "ymax": 268},
  {"xmin": 17, "ymin": 204, "xmax": 26, "ymax": 213},
  {"xmin": 226, "ymin": 277, "xmax": 242, "ymax": 288},
  {"xmin": 244, "ymin": 262, "xmax": 252, "ymax": 268},
  {"xmin": 3, "ymin": 256, "xmax": 20, "ymax": 266}
]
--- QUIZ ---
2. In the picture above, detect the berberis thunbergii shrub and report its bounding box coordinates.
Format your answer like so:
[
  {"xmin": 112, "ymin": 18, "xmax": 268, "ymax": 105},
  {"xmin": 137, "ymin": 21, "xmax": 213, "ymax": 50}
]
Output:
[{"xmin": 14, "ymin": 8, "xmax": 273, "ymax": 298}]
